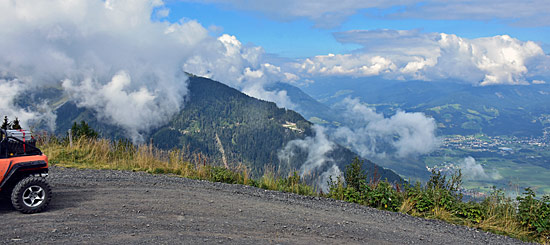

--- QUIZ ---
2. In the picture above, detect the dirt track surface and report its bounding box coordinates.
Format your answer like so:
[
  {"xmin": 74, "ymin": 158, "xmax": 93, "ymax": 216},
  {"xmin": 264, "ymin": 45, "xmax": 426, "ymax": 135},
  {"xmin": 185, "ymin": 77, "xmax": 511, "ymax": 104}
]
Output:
[{"xmin": 1, "ymin": 166, "xmax": 530, "ymax": 244}]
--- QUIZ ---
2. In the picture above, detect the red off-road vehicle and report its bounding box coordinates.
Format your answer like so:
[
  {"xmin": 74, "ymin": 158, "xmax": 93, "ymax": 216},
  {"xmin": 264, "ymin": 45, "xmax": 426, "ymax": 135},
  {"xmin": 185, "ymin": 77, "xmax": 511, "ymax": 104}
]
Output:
[{"xmin": 0, "ymin": 129, "xmax": 51, "ymax": 213}]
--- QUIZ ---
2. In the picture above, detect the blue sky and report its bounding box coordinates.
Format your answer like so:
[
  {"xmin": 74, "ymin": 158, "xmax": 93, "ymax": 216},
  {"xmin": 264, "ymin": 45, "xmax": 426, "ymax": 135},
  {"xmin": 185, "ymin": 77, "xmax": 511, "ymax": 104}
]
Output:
[
  {"xmin": 163, "ymin": 2, "xmax": 359, "ymax": 58},
  {"xmin": 162, "ymin": 1, "xmax": 550, "ymax": 58}
]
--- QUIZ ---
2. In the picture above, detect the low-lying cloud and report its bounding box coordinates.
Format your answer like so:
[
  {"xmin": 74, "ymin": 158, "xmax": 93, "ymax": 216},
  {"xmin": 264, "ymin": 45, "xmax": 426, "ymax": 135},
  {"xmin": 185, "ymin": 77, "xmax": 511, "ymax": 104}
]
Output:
[
  {"xmin": 458, "ymin": 157, "xmax": 502, "ymax": 180},
  {"xmin": 0, "ymin": 0, "xmax": 195, "ymax": 139},
  {"xmin": 0, "ymin": 78, "xmax": 56, "ymax": 131},
  {"xmin": 62, "ymin": 71, "xmax": 186, "ymax": 142},
  {"xmin": 278, "ymin": 98, "xmax": 439, "ymax": 190},
  {"xmin": 278, "ymin": 125, "xmax": 341, "ymax": 192},
  {"xmin": 332, "ymin": 98, "xmax": 440, "ymax": 159}
]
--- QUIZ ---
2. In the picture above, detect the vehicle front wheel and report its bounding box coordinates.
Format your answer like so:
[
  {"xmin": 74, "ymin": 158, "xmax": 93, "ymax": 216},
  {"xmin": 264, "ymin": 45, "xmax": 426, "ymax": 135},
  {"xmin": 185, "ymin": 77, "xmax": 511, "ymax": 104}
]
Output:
[{"xmin": 11, "ymin": 176, "xmax": 52, "ymax": 214}]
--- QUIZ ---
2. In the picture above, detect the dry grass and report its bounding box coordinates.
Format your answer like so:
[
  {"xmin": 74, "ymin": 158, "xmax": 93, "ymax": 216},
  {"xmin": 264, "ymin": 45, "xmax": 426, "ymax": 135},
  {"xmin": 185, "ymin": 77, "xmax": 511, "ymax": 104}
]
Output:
[
  {"xmin": 476, "ymin": 198, "xmax": 533, "ymax": 241},
  {"xmin": 39, "ymin": 136, "xmax": 238, "ymax": 181},
  {"xmin": 37, "ymin": 135, "xmax": 314, "ymax": 196},
  {"xmin": 399, "ymin": 197, "xmax": 416, "ymax": 215}
]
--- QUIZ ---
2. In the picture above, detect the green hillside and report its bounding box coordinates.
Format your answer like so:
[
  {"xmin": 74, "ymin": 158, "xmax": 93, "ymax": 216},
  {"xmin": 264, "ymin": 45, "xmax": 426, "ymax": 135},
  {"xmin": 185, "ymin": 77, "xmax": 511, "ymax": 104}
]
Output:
[
  {"xmin": 151, "ymin": 76, "xmax": 402, "ymax": 181},
  {"xmin": 44, "ymin": 76, "xmax": 403, "ymax": 183}
]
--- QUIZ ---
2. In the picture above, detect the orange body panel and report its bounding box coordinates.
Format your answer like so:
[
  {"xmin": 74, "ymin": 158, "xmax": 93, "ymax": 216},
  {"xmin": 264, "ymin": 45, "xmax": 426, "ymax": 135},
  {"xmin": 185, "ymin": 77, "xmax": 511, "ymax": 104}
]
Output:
[
  {"xmin": 0, "ymin": 154, "xmax": 48, "ymax": 183},
  {"xmin": 0, "ymin": 158, "xmax": 10, "ymax": 181}
]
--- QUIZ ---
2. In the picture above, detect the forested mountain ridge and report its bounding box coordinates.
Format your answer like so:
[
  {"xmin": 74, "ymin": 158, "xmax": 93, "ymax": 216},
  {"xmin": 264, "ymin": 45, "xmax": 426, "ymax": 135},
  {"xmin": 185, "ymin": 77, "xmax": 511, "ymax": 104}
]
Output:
[
  {"xmin": 151, "ymin": 76, "xmax": 402, "ymax": 181},
  {"xmin": 151, "ymin": 76, "xmax": 311, "ymax": 175},
  {"xmin": 36, "ymin": 76, "xmax": 403, "ymax": 183}
]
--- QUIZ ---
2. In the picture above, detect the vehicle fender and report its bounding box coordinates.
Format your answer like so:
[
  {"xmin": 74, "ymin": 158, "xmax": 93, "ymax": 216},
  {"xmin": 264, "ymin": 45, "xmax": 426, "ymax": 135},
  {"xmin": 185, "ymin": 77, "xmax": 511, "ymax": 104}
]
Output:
[{"xmin": 0, "ymin": 160, "xmax": 47, "ymax": 189}]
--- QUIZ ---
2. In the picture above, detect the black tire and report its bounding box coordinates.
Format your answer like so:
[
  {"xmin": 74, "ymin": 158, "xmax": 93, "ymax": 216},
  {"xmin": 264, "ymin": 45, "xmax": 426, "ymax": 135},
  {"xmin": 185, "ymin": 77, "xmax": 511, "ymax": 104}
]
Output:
[{"xmin": 11, "ymin": 176, "xmax": 52, "ymax": 214}]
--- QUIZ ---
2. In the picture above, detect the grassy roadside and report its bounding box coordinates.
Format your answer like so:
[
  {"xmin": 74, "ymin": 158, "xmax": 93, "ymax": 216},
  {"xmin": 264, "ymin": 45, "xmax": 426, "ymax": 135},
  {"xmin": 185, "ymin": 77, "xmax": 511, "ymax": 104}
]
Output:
[
  {"xmin": 39, "ymin": 136, "xmax": 316, "ymax": 196},
  {"xmin": 38, "ymin": 136, "xmax": 548, "ymax": 244}
]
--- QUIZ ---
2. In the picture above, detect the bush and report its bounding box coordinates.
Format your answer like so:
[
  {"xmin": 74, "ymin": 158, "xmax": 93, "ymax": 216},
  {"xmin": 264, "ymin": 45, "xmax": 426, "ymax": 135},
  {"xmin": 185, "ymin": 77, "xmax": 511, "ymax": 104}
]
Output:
[
  {"xmin": 328, "ymin": 158, "xmax": 403, "ymax": 211},
  {"xmin": 405, "ymin": 170, "xmax": 463, "ymax": 214},
  {"xmin": 326, "ymin": 175, "xmax": 346, "ymax": 200},
  {"xmin": 364, "ymin": 181, "xmax": 403, "ymax": 211},
  {"xmin": 517, "ymin": 188, "xmax": 550, "ymax": 238},
  {"xmin": 211, "ymin": 167, "xmax": 238, "ymax": 184},
  {"xmin": 455, "ymin": 201, "xmax": 485, "ymax": 223}
]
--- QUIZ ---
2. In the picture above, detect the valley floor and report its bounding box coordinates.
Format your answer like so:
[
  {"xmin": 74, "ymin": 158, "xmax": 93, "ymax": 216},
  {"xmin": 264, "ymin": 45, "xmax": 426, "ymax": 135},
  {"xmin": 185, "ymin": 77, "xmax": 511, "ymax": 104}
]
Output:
[{"xmin": 0, "ymin": 167, "xmax": 530, "ymax": 244}]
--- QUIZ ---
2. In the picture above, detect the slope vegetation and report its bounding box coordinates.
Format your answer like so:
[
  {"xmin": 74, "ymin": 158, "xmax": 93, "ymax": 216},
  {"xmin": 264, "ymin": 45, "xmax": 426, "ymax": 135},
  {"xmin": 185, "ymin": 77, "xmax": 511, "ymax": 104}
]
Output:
[{"xmin": 45, "ymin": 76, "xmax": 403, "ymax": 183}]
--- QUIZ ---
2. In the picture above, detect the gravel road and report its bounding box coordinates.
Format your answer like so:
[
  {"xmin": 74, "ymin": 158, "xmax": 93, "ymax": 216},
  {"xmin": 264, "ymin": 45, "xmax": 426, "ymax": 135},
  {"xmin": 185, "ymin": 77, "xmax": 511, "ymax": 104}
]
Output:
[{"xmin": 0, "ymin": 166, "xmax": 531, "ymax": 244}]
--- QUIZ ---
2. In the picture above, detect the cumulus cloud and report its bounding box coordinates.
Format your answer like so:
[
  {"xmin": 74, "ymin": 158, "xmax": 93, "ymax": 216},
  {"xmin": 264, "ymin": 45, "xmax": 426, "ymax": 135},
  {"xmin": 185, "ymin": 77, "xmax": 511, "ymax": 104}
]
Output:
[
  {"xmin": 278, "ymin": 125, "xmax": 341, "ymax": 191},
  {"xmin": 0, "ymin": 78, "xmax": 56, "ymax": 131},
  {"xmin": 182, "ymin": 34, "xmax": 299, "ymax": 109},
  {"xmin": 0, "ymin": 0, "xmax": 299, "ymax": 140},
  {"xmin": 300, "ymin": 53, "xmax": 396, "ymax": 77},
  {"xmin": 332, "ymin": 98, "xmax": 440, "ymax": 158},
  {"xmin": 62, "ymin": 71, "xmax": 186, "ymax": 142},
  {"xmin": 458, "ymin": 157, "xmax": 501, "ymax": 180},
  {"xmin": 0, "ymin": 0, "xmax": 195, "ymax": 139},
  {"xmin": 297, "ymin": 30, "xmax": 550, "ymax": 85},
  {"xmin": 181, "ymin": 0, "xmax": 550, "ymax": 28}
]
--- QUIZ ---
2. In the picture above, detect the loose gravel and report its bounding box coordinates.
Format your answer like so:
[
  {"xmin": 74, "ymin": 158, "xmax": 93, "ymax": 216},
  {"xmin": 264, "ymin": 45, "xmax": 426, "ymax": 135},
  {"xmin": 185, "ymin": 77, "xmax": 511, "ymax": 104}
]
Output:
[{"xmin": 0, "ymin": 166, "xmax": 532, "ymax": 244}]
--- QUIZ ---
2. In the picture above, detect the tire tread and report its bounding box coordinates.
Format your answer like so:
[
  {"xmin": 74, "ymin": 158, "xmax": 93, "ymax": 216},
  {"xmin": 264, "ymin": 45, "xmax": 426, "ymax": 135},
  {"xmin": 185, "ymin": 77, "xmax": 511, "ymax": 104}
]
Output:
[{"xmin": 10, "ymin": 176, "xmax": 52, "ymax": 214}]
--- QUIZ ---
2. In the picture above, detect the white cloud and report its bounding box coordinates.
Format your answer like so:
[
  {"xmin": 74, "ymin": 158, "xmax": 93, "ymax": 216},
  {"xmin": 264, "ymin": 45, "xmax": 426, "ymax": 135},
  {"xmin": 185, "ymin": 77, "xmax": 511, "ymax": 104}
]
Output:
[
  {"xmin": 183, "ymin": 34, "xmax": 299, "ymax": 108},
  {"xmin": 155, "ymin": 8, "xmax": 170, "ymax": 18},
  {"xmin": 0, "ymin": 0, "xmax": 299, "ymax": 139},
  {"xmin": 0, "ymin": 0, "xmax": 195, "ymax": 138},
  {"xmin": 278, "ymin": 125, "xmax": 341, "ymax": 192},
  {"xmin": 392, "ymin": 0, "xmax": 550, "ymax": 27},
  {"xmin": 0, "ymin": 78, "xmax": 55, "ymax": 131},
  {"xmin": 181, "ymin": 0, "xmax": 550, "ymax": 28},
  {"xmin": 181, "ymin": 0, "xmax": 408, "ymax": 28},
  {"xmin": 458, "ymin": 157, "xmax": 501, "ymax": 180},
  {"xmin": 300, "ymin": 53, "xmax": 396, "ymax": 77},
  {"xmin": 62, "ymin": 71, "xmax": 185, "ymax": 142},
  {"xmin": 277, "ymin": 99, "xmax": 439, "ymax": 190},
  {"xmin": 279, "ymin": 125, "xmax": 335, "ymax": 175},
  {"xmin": 297, "ymin": 30, "xmax": 550, "ymax": 85},
  {"xmin": 332, "ymin": 98, "xmax": 440, "ymax": 158}
]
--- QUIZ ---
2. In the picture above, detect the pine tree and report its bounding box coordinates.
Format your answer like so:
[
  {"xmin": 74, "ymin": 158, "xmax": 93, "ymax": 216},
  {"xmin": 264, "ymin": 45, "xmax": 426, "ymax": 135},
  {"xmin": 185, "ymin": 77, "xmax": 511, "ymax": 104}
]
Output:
[
  {"xmin": 11, "ymin": 117, "xmax": 22, "ymax": 130},
  {"xmin": 71, "ymin": 121, "xmax": 98, "ymax": 139},
  {"xmin": 1, "ymin": 116, "xmax": 9, "ymax": 130},
  {"xmin": 344, "ymin": 157, "xmax": 367, "ymax": 193}
]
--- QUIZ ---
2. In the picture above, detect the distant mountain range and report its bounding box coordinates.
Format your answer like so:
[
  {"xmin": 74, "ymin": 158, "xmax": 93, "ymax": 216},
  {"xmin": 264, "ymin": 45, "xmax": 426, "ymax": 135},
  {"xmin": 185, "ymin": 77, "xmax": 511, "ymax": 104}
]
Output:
[
  {"xmin": 23, "ymin": 76, "xmax": 404, "ymax": 184},
  {"xmin": 292, "ymin": 77, "xmax": 550, "ymax": 137}
]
